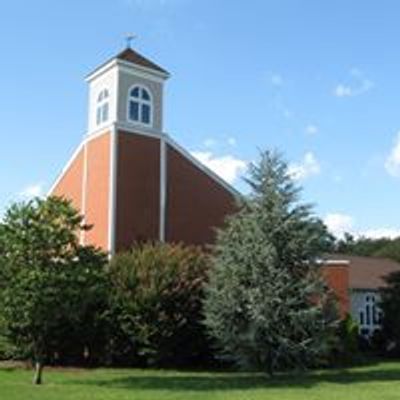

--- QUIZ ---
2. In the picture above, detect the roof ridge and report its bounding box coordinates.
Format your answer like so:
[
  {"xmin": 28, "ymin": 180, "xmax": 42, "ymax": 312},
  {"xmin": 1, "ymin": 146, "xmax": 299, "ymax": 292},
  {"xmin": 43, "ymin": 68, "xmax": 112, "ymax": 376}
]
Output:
[{"xmin": 116, "ymin": 47, "xmax": 169, "ymax": 75}]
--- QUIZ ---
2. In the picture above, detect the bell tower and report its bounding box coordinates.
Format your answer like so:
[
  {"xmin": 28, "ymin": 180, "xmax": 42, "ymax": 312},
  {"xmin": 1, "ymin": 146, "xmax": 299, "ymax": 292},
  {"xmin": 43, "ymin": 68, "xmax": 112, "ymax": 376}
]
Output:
[{"xmin": 86, "ymin": 46, "xmax": 169, "ymax": 136}]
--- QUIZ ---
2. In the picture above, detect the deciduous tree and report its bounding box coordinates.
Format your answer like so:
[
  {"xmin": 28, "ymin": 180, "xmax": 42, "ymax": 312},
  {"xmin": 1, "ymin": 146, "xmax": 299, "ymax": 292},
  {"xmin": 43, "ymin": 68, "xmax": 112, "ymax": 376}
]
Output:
[{"xmin": 0, "ymin": 197, "xmax": 108, "ymax": 384}]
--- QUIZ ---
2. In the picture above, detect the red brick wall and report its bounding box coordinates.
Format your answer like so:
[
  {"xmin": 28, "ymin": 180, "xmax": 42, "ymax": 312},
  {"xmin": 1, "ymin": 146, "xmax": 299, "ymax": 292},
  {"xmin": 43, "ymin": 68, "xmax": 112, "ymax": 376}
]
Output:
[
  {"xmin": 52, "ymin": 147, "xmax": 84, "ymax": 213},
  {"xmin": 322, "ymin": 263, "xmax": 350, "ymax": 318},
  {"xmin": 166, "ymin": 145, "xmax": 237, "ymax": 246},
  {"xmin": 115, "ymin": 131, "xmax": 160, "ymax": 251},
  {"xmin": 84, "ymin": 133, "xmax": 111, "ymax": 250}
]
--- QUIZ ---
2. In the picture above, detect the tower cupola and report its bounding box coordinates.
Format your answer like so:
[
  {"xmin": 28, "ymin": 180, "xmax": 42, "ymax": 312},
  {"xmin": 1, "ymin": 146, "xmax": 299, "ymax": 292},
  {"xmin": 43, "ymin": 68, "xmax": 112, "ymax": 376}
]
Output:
[{"xmin": 86, "ymin": 46, "xmax": 169, "ymax": 136}]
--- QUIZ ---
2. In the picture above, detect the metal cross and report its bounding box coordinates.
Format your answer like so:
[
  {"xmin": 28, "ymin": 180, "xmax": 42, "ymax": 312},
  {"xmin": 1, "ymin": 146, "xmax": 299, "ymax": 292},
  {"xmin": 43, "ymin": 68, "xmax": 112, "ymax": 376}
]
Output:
[{"xmin": 125, "ymin": 34, "xmax": 137, "ymax": 48}]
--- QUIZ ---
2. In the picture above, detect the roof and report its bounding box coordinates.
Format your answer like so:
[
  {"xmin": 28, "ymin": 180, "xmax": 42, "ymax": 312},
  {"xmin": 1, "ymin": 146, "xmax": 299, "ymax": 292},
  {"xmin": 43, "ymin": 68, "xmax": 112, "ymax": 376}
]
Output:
[
  {"xmin": 116, "ymin": 48, "xmax": 169, "ymax": 74},
  {"xmin": 327, "ymin": 254, "xmax": 400, "ymax": 290},
  {"xmin": 87, "ymin": 47, "xmax": 169, "ymax": 79}
]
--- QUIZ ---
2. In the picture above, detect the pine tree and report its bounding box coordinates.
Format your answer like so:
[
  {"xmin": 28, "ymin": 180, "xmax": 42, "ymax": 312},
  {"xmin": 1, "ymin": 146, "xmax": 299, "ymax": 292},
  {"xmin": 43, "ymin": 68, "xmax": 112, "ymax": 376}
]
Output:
[{"xmin": 204, "ymin": 150, "xmax": 337, "ymax": 374}]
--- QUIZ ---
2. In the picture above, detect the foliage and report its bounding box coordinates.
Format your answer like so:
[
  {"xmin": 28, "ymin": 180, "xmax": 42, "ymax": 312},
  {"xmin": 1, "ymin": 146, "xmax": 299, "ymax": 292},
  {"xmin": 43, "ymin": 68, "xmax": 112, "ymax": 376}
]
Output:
[
  {"xmin": 204, "ymin": 150, "xmax": 338, "ymax": 375},
  {"xmin": 0, "ymin": 197, "xmax": 109, "ymax": 383},
  {"xmin": 331, "ymin": 314, "xmax": 360, "ymax": 365},
  {"xmin": 374, "ymin": 239, "xmax": 400, "ymax": 263},
  {"xmin": 335, "ymin": 234, "xmax": 400, "ymax": 263},
  {"xmin": 108, "ymin": 242, "xmax": 210, "ymax": 367},
  {"xmin": 380, "ymin": 271, "xmax": 400, "ymax": 354}
]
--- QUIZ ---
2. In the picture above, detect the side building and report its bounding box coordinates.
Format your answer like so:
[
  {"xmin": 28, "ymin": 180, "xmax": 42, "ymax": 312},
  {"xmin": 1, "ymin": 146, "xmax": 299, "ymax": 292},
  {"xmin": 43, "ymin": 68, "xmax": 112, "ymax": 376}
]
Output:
[{"xmin": 325, "ymin": 254, "xmax": 400, "ymax": 336}]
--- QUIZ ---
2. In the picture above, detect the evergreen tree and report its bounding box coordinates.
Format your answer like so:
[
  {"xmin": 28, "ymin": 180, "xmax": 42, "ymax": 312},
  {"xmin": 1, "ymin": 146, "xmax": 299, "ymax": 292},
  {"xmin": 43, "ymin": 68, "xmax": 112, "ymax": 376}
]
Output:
[{"xmin": 204, "ymin": 150, "xmax": 337, "ymax": 374}]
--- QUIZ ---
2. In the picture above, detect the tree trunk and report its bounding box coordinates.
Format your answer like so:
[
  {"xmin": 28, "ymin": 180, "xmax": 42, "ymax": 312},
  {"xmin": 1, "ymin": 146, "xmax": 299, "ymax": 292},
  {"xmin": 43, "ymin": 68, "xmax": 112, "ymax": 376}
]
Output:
[{"xmin": 33, "ymin": 360, "xmax": 44, "ymax": 385}]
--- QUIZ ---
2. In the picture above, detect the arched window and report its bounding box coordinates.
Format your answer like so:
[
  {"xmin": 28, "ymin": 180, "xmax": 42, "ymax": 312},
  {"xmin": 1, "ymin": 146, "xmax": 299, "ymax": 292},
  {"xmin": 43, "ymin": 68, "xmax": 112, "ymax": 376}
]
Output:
[
  {"xmin": 128, "ymin": 85, "xmax": 152, "ymax": 126},
  {"xmin": 96, "ymin": 89, "xmax": 109, "ymax": 125}
]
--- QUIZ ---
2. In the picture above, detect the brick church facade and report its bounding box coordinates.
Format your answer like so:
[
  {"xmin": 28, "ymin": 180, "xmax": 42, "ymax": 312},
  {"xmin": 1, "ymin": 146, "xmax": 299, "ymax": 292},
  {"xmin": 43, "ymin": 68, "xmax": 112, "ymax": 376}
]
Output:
[{"xmin": 50, "ymin": 47, "xmax": 237, "ymax": 255}]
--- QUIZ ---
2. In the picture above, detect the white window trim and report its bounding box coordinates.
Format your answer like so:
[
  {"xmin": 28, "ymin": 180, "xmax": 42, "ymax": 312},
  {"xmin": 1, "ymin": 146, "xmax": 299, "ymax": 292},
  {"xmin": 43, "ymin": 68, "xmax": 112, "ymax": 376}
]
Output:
[
  {"xmin": 126, "ymin": 84, "xmax": 153, "ymax": 128},
  {"xmin": 357, "ymin": 292, "xmax": 382, "ymax": 336}
]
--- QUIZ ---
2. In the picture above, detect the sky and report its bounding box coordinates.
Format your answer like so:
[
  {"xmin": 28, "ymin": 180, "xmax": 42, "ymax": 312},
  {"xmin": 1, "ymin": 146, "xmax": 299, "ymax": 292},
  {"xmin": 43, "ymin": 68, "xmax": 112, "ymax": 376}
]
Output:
[{"xmin": 1, "ymin": 0, "xmax": 400, "ymax": 239}]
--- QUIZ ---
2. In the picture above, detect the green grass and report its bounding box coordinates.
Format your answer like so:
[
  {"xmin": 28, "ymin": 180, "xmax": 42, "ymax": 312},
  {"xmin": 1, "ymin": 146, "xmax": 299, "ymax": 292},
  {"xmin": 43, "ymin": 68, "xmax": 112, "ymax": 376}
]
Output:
[{"xmin": 1, "ymin": 361, "xmax": 400, "ymax": 399}]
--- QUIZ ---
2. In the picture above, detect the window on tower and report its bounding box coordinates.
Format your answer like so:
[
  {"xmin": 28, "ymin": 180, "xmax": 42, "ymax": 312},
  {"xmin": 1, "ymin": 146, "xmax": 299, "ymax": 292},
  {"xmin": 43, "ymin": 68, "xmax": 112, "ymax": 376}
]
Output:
[
  {"xmin": 128, "ymin": 85, "xmax": 152, "ymax": 126},
  {"xmin": 96, "ymin": 89, "xmax": 109, "ymax": 126}
]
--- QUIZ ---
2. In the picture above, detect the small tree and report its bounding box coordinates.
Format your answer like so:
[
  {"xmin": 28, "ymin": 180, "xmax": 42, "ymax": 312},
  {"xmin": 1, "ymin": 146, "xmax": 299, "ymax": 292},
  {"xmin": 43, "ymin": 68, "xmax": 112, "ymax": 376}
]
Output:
[
  {"xmin": 204, "ymin": 150, "xmax": 338, "ymax": 374},
  {"xmin": 380, "ymin": 271, "xmax": 400, "ymax": 354},
  {"xmin": 108, "ymin": 243, "xmax": 210, "ymax": 367},
  {"xmin": 0, "ymin": 197, "xmax": 108, "ymax": 384}
]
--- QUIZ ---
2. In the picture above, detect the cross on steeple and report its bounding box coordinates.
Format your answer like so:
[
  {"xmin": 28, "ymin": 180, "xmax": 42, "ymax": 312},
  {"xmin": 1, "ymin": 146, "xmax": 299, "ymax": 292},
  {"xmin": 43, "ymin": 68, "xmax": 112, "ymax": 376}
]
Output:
[{"xmin": 125, "ymin": 34, "xmax": 137, "ymax": 49}]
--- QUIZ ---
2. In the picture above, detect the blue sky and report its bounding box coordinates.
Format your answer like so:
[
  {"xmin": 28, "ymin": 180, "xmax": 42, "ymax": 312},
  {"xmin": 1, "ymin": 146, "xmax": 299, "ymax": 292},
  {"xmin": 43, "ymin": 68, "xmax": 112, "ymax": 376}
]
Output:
[{"xmin": 1, "ymin": 0, "xmax": 400, "ymax": 238}]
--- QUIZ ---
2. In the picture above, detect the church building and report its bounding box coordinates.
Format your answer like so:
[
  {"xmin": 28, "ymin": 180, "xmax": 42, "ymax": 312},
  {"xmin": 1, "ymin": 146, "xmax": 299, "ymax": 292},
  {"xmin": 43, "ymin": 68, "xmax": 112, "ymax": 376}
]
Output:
[
  {"xmin": 49, "ymin": 45, "xmax": 400, "ymax": 334},
  {"xmin": 50, "ymin": 46, "xmax": 238, "ymax": 255}
]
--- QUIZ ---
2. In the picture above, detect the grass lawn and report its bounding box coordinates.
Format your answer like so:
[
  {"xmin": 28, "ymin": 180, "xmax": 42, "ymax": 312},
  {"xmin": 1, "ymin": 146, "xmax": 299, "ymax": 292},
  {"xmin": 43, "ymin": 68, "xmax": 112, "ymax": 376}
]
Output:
[{"xmin": 1, "ymin": 361, "xmax": 400, "ymax": 399}]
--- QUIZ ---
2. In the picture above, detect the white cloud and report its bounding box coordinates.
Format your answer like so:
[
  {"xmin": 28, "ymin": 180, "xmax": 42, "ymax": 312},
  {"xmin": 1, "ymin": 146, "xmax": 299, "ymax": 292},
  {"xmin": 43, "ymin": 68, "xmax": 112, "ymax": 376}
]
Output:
[
  {"xmin": 305, "ymin": 124, "xmax": 319, "ymax": 136},
  {"xmin": 19, "ymin": 183, "xmax": 44, "ymax": 199},
  {"xmin": 385, "ymin": 131, "xmax": 400, "ymax": 177},
  {"xmin": 324, "ymin": 212, "xmax": 400, "ymax": 239},
  {"xmin": 334, "ymin": 84, "xmax": 354, "ymax": 97},
  {"xmin": 271, "ymin": 73, "xmax": 284, "ymax": 87},
  {"xmin": 190, "ymin": 151, "xmax": 247, "ymax": 184},
  {"xmin": 203, "ymin": 138, "xmax": 217, "ymax": 148},
  {"xmin": 333, "ymin": 69, "xmax": 374, "ymax": 98},
  {"xmin": 361, "ymin": 228, "xmax": 400, "ymax": 240},
  {"xmin": 324, "ymin": 213, "xmax": 354, "ymax": 238},
  {"xmin": 288, "ymin": 152, "xmax": 321, "ymax": 181}
]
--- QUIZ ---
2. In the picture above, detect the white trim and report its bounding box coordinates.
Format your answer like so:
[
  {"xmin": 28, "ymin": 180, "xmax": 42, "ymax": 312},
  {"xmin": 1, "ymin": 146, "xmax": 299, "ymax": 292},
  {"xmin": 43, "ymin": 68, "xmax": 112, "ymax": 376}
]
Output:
[
  {"xmin": 166, "ymin": 136, "xmax": 241, "ymax": 198},
  {"xmin": 86, "ymin": 59, "xmax": 118, "ymax": 83},
  {"xmin": 323, "ymin": 259, "xmax": 350, "ymax": 266},
  {"xmin": 86, "ymin": 58, "xmax": 169, "ymax": 84},
  {"xmin": 80, "ymin": 141, "xmax": 88, "ymax": 245},
  {"xmin": 126, "ymin": 84, "xmax": 153, "ymax": 128},
  {"xmin": 111, "ymin": 123, "xmax": 241, "ymax": 198},
  {"xmin": 116, "ymin": 121, "xmax": 163, "ymax": 139},
  {"xmin": 159, "ymin": 137, "xmax": 167, "ymax": 242},
  {"xmin": 48, "ymin": 128, "xmax": 113, "ymax": 196},
  {"xmin": 48, "ymin": 141, "xmax": 85, "ymax": 196},
  {"xmin": 86, "ymin": 123, "xmax": 115, "ymax": 141},
  {"xmin": 117, "ymin": 60, "xmax": 169, "ymax": 81},
  {"xmin": 108, "ymin": 124, "xmax": 118, "ymax": 256}
]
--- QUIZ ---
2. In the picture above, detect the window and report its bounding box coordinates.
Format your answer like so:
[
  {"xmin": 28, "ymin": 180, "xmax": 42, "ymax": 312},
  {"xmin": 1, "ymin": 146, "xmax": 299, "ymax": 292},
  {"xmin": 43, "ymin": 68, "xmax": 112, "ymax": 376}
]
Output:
[
  {"xmin": 96, "ymin": 89, "xmax": 109, "ymax": 125},
  {"xmin": 366, "ymin": 305, "xmax": 370, "ymax": 325},
  {"xmin": 359, "ymin": 311, "xmax": 364, "ymax": 325},
  {"xmin": 359, "ymin": 293, "xmax": 383, "ymax": 337},
  {"xmin": 128, "ymin": 85, "xmax": 152, "ymax": 126}
]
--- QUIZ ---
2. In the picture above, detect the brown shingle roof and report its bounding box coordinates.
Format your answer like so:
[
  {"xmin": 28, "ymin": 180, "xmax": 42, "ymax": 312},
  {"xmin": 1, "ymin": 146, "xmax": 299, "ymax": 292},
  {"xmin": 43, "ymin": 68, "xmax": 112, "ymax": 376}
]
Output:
[
  {"xmin": 116, "ymin": 48, "xmax": 168, "ymax": 74},
  {"xmin": 328, "ymin": 254, "xmax": 400, "ymax": 290},
  {"xmin": 87, "ymin": 47, "xmax": 169, "ymax": 79}
]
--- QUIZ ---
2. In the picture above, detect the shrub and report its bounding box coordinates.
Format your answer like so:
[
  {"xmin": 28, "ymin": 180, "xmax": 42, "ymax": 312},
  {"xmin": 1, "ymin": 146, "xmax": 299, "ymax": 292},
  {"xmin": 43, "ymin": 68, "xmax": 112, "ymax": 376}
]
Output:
[
  {"xmin": 108, "ymin": 243, "xmax": 211, "ymax": 367},
  {"xmin": 331, "ymin": 314, "xmax": 360, "ymax": 365},
  {"xmin": 380, "ymin": 271, "xmax": 400, "ymax": 355}
]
